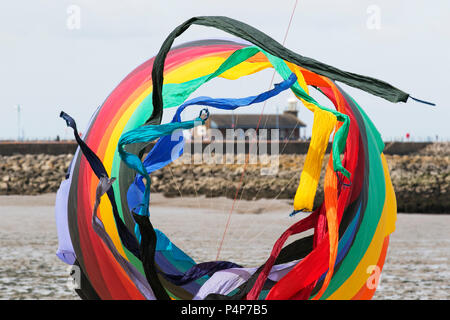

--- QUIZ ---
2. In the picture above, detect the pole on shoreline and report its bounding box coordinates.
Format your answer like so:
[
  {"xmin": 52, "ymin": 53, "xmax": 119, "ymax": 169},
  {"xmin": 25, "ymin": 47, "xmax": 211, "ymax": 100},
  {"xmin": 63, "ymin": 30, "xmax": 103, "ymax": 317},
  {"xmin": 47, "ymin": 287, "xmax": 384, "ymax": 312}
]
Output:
[{"xmin": 15, "ymin": 104, "xmax": 21, "ymax": 141}]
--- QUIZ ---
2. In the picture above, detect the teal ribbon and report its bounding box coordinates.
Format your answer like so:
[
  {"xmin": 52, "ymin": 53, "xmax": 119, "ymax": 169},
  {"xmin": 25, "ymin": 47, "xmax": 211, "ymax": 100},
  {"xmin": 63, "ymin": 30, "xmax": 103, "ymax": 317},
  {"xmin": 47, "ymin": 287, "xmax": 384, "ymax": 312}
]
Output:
[{"xmin": 118, "ymin": 112, "xmax": 207, "ymax": 241}]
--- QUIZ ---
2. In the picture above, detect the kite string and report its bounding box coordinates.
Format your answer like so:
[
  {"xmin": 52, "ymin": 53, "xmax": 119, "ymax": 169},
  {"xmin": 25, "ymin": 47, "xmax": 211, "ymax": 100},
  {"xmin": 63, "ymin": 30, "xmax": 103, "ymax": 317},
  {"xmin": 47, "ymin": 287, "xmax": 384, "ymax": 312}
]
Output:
[
  {"xmin": 215, "ymin": 0, "xmax": 299, "ymax": 261},
  {"xmin": 282, "ymin": 0, "xmax": 299, "ymax": 49}
]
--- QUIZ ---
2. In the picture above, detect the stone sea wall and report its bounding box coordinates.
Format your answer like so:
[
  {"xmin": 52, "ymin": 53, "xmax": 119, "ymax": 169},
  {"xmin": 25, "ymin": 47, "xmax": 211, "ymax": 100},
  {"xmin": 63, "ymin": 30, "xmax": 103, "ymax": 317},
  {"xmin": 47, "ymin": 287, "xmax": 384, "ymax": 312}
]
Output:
[{"xmin": 0, "ymin": 143, "xmax": 448, "ymax": 213}]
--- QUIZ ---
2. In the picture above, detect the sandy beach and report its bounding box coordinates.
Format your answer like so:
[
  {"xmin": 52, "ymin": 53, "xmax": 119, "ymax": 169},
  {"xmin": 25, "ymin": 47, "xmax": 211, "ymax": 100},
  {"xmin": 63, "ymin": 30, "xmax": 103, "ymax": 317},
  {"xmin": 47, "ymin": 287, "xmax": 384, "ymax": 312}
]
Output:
[{"xmin": 0, "ymin": 193, "xmax": 448, "ymax": 300}]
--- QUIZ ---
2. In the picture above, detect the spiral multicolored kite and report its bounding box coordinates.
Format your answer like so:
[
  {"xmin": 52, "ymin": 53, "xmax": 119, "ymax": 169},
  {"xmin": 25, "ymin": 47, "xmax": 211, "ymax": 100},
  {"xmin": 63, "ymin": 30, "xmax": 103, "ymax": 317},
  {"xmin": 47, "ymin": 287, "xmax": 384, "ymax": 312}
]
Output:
[{"xmin": 55, "ymin": 16, "xmax": 430, "ymax": 300}]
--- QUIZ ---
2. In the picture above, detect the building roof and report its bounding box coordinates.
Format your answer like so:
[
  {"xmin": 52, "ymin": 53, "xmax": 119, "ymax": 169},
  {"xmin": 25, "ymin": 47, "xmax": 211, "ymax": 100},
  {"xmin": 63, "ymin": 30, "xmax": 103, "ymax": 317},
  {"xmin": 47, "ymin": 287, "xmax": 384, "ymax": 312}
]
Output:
[{"xmin": 208, "ymin": 113, "xmax": 306, "ymax": 129}]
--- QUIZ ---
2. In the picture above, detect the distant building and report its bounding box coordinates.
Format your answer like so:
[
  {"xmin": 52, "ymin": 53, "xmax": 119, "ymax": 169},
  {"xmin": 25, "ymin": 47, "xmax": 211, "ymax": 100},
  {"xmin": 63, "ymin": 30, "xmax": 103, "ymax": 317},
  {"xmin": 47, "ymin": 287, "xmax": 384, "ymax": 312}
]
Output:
[{"xmin": 202, "ymin": 98, "xmax": 306, "ymax": 141}]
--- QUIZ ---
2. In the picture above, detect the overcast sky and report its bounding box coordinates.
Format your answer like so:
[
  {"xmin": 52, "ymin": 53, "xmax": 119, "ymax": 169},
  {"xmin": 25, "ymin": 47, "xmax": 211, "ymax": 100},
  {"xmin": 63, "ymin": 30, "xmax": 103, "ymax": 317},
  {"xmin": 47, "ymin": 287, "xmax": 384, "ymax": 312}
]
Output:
[{"xmin": 1, "ymin": 0, "xmax": 449, "ymax": 141}]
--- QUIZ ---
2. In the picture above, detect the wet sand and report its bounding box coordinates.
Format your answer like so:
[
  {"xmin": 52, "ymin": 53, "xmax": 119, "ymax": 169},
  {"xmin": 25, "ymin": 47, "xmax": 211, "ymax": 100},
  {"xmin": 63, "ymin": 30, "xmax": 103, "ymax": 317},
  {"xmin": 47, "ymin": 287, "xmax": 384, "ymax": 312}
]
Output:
[{"xmin": 0, "ymin": 193, "xmax": 448, "ymax": 300}]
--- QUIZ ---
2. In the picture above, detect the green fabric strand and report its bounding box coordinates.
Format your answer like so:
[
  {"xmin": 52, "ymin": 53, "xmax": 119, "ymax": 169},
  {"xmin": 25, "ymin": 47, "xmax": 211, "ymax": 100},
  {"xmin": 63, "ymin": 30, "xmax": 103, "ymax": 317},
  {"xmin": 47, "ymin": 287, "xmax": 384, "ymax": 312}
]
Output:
[
  {"xmin": 126, "ymin": 45, "xmax": 352, "ymax": 186},
  {"xmin": 260, "ymin": 49, "xmax": 351, "ymax": 178},
  {"xmin": 150, "ymin": 16, "xmax": 410, "ymax": 124},
  {"xmin": 161, "ymin": 47, "xmax": 260, "ymax": 110}
]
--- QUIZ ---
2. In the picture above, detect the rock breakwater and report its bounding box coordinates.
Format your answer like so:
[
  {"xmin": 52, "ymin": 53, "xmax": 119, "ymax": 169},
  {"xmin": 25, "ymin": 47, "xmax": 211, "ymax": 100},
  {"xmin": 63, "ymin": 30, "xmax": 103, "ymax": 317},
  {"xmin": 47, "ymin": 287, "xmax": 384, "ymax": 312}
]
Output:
[{"xmin": 0, "ymin": 143, "xmax": 448, "ymax": 213}]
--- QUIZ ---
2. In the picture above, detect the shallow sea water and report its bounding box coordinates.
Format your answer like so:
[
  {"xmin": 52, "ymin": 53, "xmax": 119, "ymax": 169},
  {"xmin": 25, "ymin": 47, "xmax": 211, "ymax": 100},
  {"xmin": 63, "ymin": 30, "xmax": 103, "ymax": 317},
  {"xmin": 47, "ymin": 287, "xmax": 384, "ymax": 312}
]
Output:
[{"xmin": 0, "ymin": 194, "xmax": 448, "ymax": 300}]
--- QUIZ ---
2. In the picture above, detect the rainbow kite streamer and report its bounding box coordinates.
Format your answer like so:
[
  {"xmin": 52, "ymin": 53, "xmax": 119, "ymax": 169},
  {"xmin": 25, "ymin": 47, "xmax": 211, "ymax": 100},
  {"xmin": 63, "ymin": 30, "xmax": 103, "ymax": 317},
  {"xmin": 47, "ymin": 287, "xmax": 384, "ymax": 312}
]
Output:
[{"xmin": 55, "ymin": 16, "xmax": 430, "ymax": 300}]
